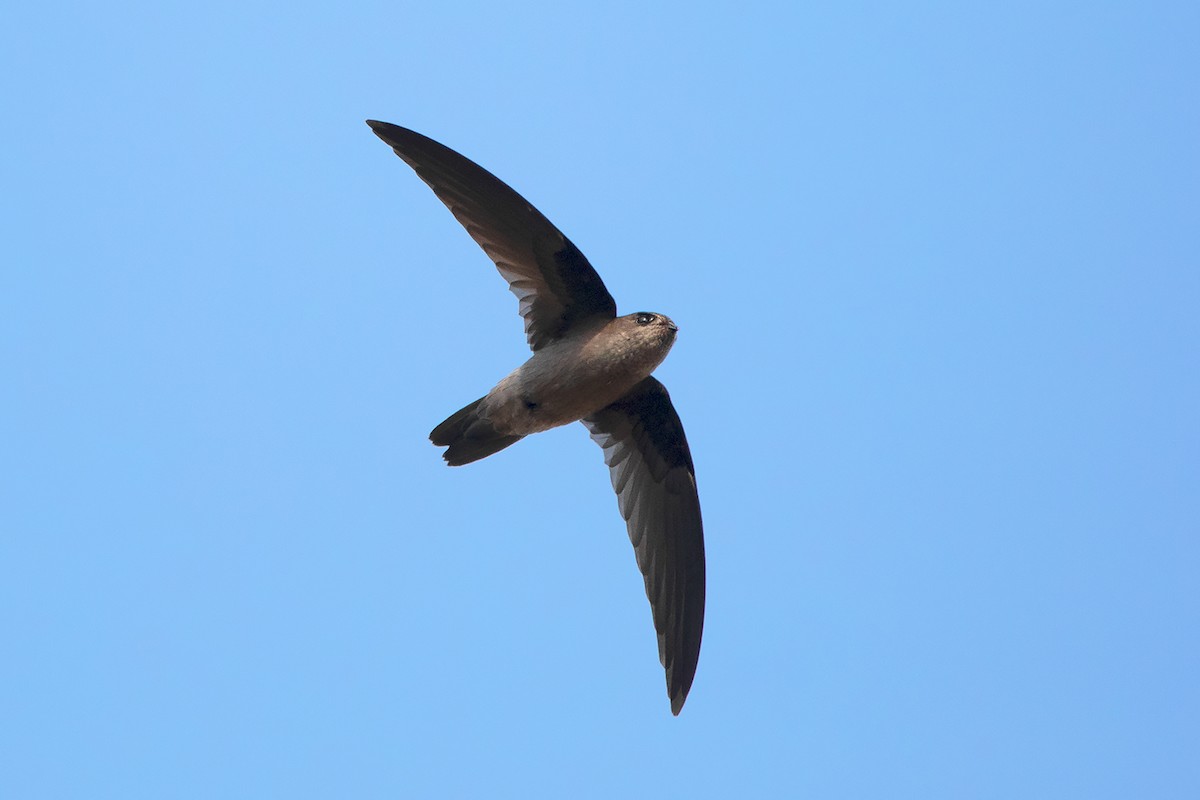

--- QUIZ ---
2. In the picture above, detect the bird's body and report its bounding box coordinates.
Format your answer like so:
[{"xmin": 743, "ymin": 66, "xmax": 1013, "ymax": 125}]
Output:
[
  {"xmin": 465, "ymin": 313, "xmax": 678, "ymax": 439},
  {"xmin": 368, "ymin": 120, "xmax": 706, "ymax": 714}
]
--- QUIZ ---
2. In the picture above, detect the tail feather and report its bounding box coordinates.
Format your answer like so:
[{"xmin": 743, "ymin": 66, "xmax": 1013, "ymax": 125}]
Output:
[{"xmin": 430, "ymin": 397, "xmax": 523, "ymax": 466}]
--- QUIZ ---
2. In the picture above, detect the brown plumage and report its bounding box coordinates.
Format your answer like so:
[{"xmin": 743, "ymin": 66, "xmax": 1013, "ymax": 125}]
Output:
[{"xmin": 368, "ymin": 121, "xmax": 706, "ymax": 715}]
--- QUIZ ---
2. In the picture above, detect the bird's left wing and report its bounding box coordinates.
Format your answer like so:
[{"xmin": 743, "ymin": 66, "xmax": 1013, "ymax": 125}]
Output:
[
  {"xmin": 367, "ymin": 121, "xmax": 616, "ymax": 351},
  {"xmin": 582, "ymin": 377, "xmax": 706, "ymax": 715}
]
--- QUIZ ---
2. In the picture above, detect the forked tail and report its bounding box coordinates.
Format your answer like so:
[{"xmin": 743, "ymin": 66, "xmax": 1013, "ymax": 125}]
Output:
[{"xmin": 429, "ymin": 397, "xmax": 524, "ymax": 466}]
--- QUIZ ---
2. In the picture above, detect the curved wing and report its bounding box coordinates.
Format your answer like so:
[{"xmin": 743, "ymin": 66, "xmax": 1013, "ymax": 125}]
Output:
[
  {"xmin": 367, "ymin": 121, "xmax": 617, "ymax": 351},
  {"xmin": 583, "ymin": 377, "xmax": 706, "ymax": 714}
]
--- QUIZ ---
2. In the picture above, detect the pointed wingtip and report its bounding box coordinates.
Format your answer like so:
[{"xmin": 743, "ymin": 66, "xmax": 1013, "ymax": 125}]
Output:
[
  {"xmin": 365, "ymin": 119, "xmax": 400, "ymax": 141},
  {"xmin": 366, "ymin": 120, "xmax": 425, "ymax": 156}
]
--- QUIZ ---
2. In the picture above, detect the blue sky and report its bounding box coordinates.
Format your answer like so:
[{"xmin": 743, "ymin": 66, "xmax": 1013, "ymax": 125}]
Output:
[{"xmin": 3, "ymin": 2, "xmax": 1197, "ymax": 797}]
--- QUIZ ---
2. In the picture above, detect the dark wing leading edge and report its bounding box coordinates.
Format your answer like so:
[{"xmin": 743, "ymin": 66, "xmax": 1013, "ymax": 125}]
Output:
[
  {"xmin": 367, "ymin": 121, "xmax": 617, "ymax": 351},
  {"xmin": 582, "ymin": 377, "xmax": 706, "ymax": 715}
]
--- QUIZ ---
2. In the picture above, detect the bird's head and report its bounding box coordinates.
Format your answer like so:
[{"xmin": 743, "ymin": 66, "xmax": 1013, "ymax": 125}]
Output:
[
  {"xmin": 624, "ymin": 311, "xmax": 678, "ymax": 339},
  {"xmin": 602, "ymin": 311, "xmax": 679, "ymax": 371}
]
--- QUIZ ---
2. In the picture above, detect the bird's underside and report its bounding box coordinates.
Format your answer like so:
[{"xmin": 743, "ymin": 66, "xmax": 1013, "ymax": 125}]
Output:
[{"xmin": 368, "ymin": 120, "xmax": 705, "ymax": 714}]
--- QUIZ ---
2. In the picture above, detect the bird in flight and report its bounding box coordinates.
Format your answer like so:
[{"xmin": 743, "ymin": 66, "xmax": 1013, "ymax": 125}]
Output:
[{"xmin": 367, "ymin": 121, "xmax": 705, "ymax": 715}]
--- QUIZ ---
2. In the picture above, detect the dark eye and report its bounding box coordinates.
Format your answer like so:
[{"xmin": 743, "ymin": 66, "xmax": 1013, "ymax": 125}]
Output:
[{"xmin": 635, "ymin": 313, "xmax": 656, "ymax": 326}]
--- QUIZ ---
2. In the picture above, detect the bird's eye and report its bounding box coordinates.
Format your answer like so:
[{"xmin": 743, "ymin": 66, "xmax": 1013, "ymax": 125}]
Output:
[{"xmin": 635, "ymin": 313, "xmax": 656, "ymax": 326}]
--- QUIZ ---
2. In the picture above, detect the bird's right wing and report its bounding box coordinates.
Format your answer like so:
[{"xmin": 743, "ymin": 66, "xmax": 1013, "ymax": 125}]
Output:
[
  {"xmin": 367, "ymin": 121, "xmax": 617, "ymax": 351},
  {"xmin": 583, "ymin": 377, "xmax": 706, "ymax": 715}
]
